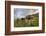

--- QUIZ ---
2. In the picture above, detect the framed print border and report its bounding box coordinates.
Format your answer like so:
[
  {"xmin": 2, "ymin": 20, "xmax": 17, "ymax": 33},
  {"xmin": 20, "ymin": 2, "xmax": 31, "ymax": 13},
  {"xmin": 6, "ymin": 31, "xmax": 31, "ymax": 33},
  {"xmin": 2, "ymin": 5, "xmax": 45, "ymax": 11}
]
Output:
[{"xmin": 5, "ymin": 1, "xmax": 45, "ymax": 35}]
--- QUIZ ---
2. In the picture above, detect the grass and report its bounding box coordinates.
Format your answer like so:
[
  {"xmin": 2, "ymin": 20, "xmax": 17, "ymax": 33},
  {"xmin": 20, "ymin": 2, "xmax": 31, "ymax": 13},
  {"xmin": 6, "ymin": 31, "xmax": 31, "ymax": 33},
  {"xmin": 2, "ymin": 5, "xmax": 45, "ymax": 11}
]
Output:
[{"xmin": 14, "ymin": 14, "xmax": 39, "ymax": 27}]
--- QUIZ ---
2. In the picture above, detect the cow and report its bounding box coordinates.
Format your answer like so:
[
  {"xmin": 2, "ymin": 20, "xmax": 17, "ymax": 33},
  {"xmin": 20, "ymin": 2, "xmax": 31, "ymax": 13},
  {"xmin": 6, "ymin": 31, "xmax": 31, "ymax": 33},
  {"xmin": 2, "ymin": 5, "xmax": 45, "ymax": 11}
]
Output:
[{"xmin": 25, "ymin": 15, "xmax": 34, "ymax": 24}]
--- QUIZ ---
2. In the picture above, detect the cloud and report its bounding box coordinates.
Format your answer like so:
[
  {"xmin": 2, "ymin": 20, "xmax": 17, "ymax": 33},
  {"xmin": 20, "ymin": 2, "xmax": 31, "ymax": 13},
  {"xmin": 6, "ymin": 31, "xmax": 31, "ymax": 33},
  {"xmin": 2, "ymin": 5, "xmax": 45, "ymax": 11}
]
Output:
[{"xmin": 14, "ymin": 8, "xmax": 38, "ymax": 19}]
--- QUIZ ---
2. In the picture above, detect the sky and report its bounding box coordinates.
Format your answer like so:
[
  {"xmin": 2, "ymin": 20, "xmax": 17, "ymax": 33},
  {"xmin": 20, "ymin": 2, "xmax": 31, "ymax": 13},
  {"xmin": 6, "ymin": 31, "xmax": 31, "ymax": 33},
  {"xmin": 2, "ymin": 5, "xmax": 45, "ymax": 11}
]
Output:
[{"xmin": 14, "ymin": 8, "xmax": 38, "ymax": 19}]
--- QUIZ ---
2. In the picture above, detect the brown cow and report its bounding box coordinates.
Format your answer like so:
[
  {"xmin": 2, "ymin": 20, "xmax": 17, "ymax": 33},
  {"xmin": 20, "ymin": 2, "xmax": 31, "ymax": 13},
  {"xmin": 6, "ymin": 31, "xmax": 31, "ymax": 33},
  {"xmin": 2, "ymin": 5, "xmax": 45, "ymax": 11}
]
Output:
[{"xmin": 25, "ymin": 15, "xmax": 34, "ymax": 24}]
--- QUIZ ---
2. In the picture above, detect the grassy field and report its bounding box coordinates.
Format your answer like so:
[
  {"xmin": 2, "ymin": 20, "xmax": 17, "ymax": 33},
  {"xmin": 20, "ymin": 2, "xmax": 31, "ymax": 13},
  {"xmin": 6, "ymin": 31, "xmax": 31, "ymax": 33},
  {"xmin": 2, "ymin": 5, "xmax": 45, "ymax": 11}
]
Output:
[{"xmin": 14, "ymin": 14, "xmax": 39, "ymax": 27}]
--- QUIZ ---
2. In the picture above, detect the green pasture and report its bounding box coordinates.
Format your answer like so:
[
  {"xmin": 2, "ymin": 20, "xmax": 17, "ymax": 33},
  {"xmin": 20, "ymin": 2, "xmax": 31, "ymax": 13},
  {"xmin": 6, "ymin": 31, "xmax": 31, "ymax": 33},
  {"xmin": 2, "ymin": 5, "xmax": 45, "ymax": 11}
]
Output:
[{"xmin": 14, "ymin": 14, "xmax": 39, "ymax": 27}]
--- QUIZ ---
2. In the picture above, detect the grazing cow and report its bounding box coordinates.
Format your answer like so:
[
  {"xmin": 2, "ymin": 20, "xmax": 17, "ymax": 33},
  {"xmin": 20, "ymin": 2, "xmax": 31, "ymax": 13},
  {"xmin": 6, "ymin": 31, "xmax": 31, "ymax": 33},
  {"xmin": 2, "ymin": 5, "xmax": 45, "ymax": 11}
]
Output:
[
  {"xmin": 25, "ymin": 15, "xmax": 34, "ymax": 24},
  {"xmin": 21, "ymin": 18, "xmax": 25, "ymax": 20}
]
